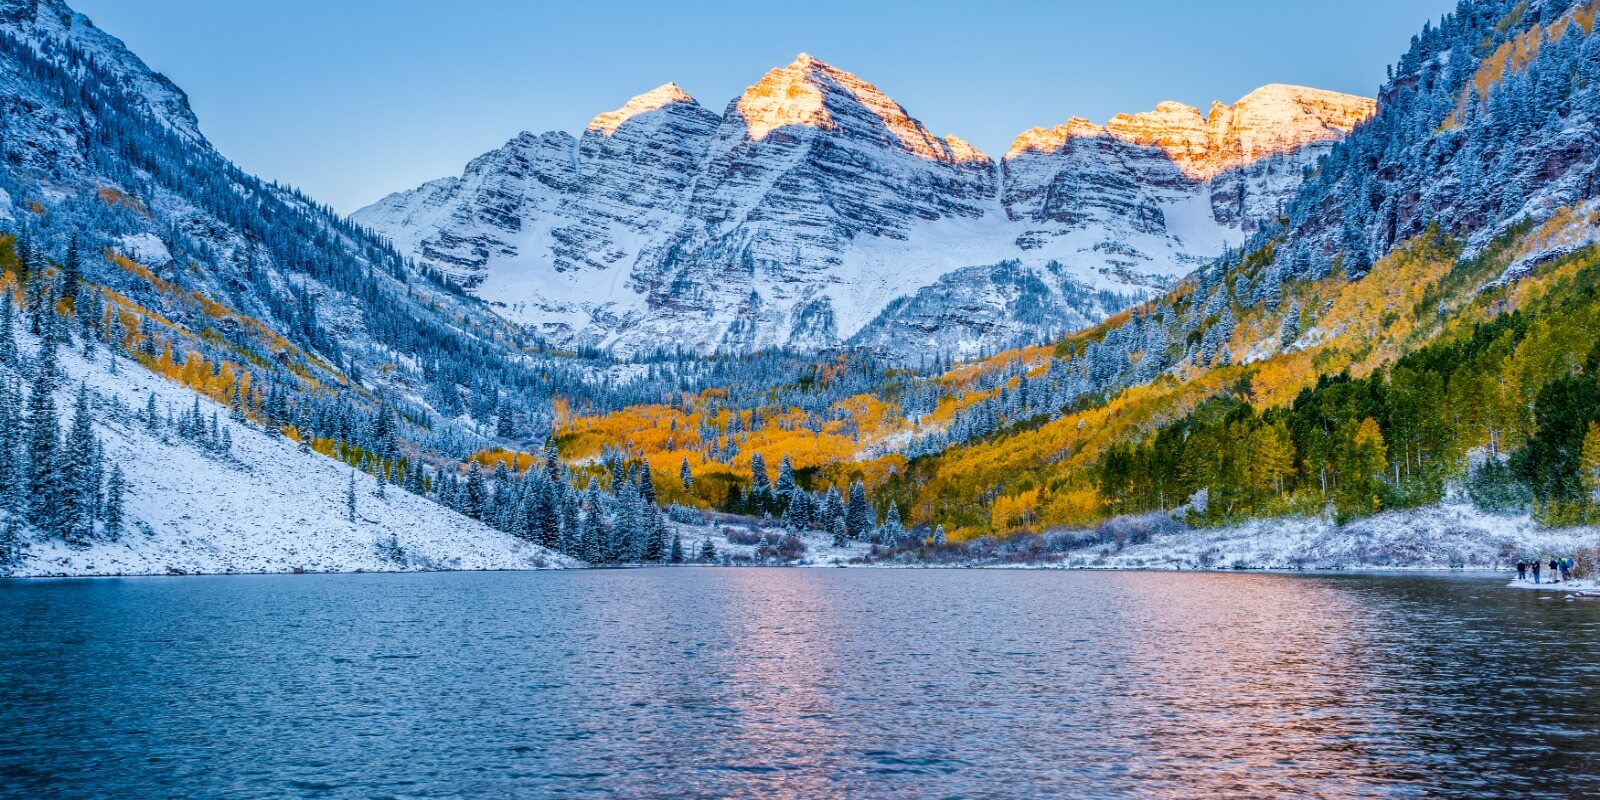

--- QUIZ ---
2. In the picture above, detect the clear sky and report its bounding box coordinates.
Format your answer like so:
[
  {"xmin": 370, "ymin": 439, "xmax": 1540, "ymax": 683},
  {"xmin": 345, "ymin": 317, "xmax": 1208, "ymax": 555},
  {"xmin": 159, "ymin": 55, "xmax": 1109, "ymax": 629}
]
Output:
[{"xmin": 70, "ymin": 0, "xmax": 1456, "ymax": 214}]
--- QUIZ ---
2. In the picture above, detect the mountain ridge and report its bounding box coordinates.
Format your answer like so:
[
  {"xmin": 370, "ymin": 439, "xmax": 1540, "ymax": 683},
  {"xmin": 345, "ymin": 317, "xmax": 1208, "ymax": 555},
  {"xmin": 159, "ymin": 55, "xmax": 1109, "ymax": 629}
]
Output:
[{"xmin": 355, "ymin": 56, "xmax": 1373, "ymax": 360}]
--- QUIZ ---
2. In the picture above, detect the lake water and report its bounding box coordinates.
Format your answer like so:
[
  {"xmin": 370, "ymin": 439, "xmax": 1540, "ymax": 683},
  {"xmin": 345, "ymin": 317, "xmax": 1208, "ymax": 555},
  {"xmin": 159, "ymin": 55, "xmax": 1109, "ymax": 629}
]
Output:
[{"xmin": 2, "ymin": 569, "xmax": 1598, "ymax": 798}]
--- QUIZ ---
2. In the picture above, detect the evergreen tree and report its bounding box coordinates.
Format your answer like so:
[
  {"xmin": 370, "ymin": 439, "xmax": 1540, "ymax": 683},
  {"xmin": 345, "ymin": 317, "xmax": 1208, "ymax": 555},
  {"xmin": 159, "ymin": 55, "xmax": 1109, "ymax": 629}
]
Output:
[
  {"xmin": 25, "ymin": 347, "xmax": 59, "ymax": 534},
  {"xmin": 637, "ymin": 459, "xmax": 656, "ymax": 505},
  {"xmin": 58, "ymin": 384, "xmax": 97, "ymax": 545},
  {"xmin": 582, "ymin": 480, "xmax": 606, "ymax": 563},
  {"xmin": 0, "ymin": 292, "xmax": 16, "ymax": 367},
  {"xmin": 103, "ymin": 463, "xmax": 125, "ymax": 541},
  {"xmin": 668, "ymin": 532, "xmax": 684, "ymax": 564},
  {"xmin": 542, "ymin": 438, "xmax": 562, "ymax": 481},
  {"xmin": 0, "ymin": 514, "xmax": 22, "ymax": 567},
  {"xmin": 750, "ymin": 452, "xmax": 770, "ymax": 496},
  {"xmin": 830, "ymin": 515, "xmax": 848, "ymax": 548},
  {"xmin": 775, "ymin": 455, "xmax": 797, "ymax": 496},
  {"xmin": 61, "ymin": 234, "xmax": 81, "ymax": 306},
  {"xmin": 679, "ymin": 457, "xmax": 693, "ymax": 493},
  {"xmin": 699, "ymin": 537, "xmax": 717, "ymax": 562},
  {"xmin": 845, "ymin": 480, "xmax": 871, "ymax": 540},
  {"xmin": 462, "ymin": 461, "xmax": 486, "ymax": 520},
  {"xmin": 346, "ymin": 470, "xmax": 357, "ymax": 523},
  {"xmin": 879, "ymin": 500, "xmax": 904, "ymax": 546},
  {"xmin": 1279, "ymin": 301, "xmax": 1301, "ymax": 349},
  {"xmin": 0, "ymin": 377, "xmax": 19, "ymax": 514}
]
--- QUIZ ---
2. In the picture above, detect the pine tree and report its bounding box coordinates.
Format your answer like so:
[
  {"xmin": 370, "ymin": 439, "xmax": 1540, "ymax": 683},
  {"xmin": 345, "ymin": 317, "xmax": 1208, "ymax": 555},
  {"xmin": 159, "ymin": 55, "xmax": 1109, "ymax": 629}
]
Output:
[
  {"xmin": 699, "ymin": 537, "xmax": 717, "ymax": 562},
  {"xmin": 346, "ymin": 470, "xmax": 358, "ymax": 523},
  {"xmin": 1279, "ymin": 301, "xmax": 1301, "ymax": 350},
  {"xmin": 58, "ymin": 384, "xmax": 97, "ymax": 545},
  {"xmin": 103, "ymin": 463, "xmax": 125, "ymax": 541},
  {"xmin": 0, "ymin": 291, "xmax": 16, "ymax": 367},
  {"xmin": 845, "ymin": 480, "xmax": 871, "ymax": 540},
  {"xmin": 933, "ymin": 524, "xmax": 947, "ymax": 545},
  {"xmin": 637, "ymin": 459, "xmax": 656, "ymax": 505},
  {"xmin": 775, "ymin": 455, "xmax": 797, "ymax": 496},
  {"xmin": 750, "ymin": 452, "xmax": 770, "ymax": 497},
  {"xmin": 542, "ymin": 438, "xmax": 562, "ymax": 481},
  {"xmin": 25, "ymin": 348, "xmax": 59, "ymax": 534},
  {"xmin": 669, "ymin": 532, "xmax": 684, "ymax": 564},
  {"xmin": 61, "ymin": 234, "xmax": 81, "ymax": 306},
  {"xmin": 831, "ymin": 515, "xmax": 848, "ymax": 548},
  {"xmin": 879, "ymin": 501, "xmax": 903, "ymax": 546},
  {"xmin": 0, "ymin": 514, "xmax": 22, "ymax": 567},
  {"xmin": 0, "ymin": 377, "xmax": 19, "ymax": 514},
  {"xmin": 462, "ymin": 461, "xmax": 486, "ymax": 520},
  {"xmin": 679, "ymin": 457, "xmax": 693, "ymax": 493},
  {"xmin": 582, "ymin": 480, "xmax": 606, "ymax": 563}
]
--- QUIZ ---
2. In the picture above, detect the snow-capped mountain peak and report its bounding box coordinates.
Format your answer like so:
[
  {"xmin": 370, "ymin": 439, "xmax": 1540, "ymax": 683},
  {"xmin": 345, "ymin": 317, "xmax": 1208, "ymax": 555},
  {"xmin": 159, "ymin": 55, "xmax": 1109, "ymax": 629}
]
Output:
[
  {"xmin": 355, "ymin": 58, "xmax": 1374, "ymax": 359},
  {"xmin": 588, "ymin": 82, "xmax": 702, "ymax": 136}
]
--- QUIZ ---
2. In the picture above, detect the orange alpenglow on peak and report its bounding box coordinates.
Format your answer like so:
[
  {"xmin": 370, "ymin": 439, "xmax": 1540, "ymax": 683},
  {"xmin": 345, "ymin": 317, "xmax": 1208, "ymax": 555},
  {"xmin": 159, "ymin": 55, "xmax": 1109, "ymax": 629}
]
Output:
[
  {"xmin": 586, "ymin": 82, "xmax": 700, "ymax": 136},
  {"xmin": 735, "ymin": 53, "xmax": 992, "ymax": 166},
  {"xmin": 1006, "ymin": 84, "xmax": 1375, "ymax": 178}
]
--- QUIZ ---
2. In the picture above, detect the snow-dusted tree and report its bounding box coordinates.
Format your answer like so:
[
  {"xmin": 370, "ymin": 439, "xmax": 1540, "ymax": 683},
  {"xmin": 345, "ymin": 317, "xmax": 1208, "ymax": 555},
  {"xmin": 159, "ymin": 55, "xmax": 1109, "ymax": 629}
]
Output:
[
  {"xmin": 669, "ymin": 532, "xmax": 684, "ymax": 564},
  {"xmin": 933, "ymin": 524, "xmax": 947, "ymax": 545},
  {"xmin": 103, "ymin": 463, "xmax": 125, "ymax": 541},
  {"xmin": 637, "ymin": 459, "xmax": 656, "ymax": 505},
  {"xmin": 749, "ymin": 452, "xmax": 770, "ymax": 497},
  {"xmin": 58, "ymin": 384, "xmax": 97, "ymax": 546},
  {"xmin": 774, "ymin": 455, "xmax": 797, "ymax": 496},
  {"xmin": 25, "ymin": 346, "xmax": 59, "ymax": 535},
  {"xmin": 0, "ymin": 292, "xmax": 16, "ymax": 367},
  {"xmin": 679, "ymin": 457, "xmax": 693, "ymax": 492},
  {"xmin": 830, "ymin": 515, "xmax": 848, "ymax": 548},
  {"xmin": 462, "ymin": 461, "xmax": 486, "ymax": 520},
  {"xmin": 345, "ymin": 470, "xmax": 357, "ymax": 524},
  {"xmin": 845, "ymin": 480, "xmax": 872, "ymax": 540},
  {"xmin": 699, "ymin": 537, "xmax": 717, "ymax": 562},
  {"xmin": 879, "ymin": 501, "xmax": 904, "ymax": 546},
  {"xmin": 0, "ymin": 377, "xmax": 19, "ymax": 515},
  {"xmin": 1279, "ymin": 300, "xmax": 1302, "ymax": 350}
]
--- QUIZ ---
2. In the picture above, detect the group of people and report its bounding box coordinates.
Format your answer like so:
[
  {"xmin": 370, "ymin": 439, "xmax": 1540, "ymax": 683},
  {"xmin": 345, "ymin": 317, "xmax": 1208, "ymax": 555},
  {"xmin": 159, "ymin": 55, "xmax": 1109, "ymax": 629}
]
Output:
[{"xmin": 1514, "ymin": 556, "xmax": 1579, "ymax": 584}]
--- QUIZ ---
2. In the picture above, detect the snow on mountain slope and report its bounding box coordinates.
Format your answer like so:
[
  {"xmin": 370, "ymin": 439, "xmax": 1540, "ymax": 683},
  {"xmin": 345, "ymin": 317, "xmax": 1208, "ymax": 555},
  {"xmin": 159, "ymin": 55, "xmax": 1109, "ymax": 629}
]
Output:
[
  {"xmin": 8, "ymin": 337, "xmax": 573, "ymax": 578},
  {"xmin": 356, "ymin": 58, "xmax": 1373, "ymax": 359}
]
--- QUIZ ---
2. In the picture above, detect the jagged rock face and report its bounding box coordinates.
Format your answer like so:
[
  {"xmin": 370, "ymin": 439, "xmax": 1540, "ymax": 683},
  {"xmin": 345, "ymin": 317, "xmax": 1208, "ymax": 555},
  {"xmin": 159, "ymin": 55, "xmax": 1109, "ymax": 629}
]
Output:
[{"xmin": 356, "ymin": 58, "xmax": 1374, "ymax": 359}]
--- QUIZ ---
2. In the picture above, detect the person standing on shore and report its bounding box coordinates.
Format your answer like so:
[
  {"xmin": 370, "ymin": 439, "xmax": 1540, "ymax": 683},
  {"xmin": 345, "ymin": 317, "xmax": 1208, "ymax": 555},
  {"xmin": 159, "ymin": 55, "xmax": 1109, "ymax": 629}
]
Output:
[
  {"xmin": 1533, "ymin": 560, "xmax": 1542, "ymax": 584},
  {"xmin": 1551, "ymin": 558, "xmax": 1561, "ymax": 583},
  {"xmin": 1560, "ymin": 557, "xmax": 1573, "ymax": 582},
  {"xmin": 1517, "ymin": 560, "xmax": 1528, "ymax": 581}
]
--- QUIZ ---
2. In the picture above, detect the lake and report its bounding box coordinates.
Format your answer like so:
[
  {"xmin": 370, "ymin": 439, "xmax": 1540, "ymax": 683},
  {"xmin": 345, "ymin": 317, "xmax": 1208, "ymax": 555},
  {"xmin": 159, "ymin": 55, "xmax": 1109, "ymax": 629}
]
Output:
[{"xmin": 2, "ymin": 569, "xmax": 1598, "ymax": 798}]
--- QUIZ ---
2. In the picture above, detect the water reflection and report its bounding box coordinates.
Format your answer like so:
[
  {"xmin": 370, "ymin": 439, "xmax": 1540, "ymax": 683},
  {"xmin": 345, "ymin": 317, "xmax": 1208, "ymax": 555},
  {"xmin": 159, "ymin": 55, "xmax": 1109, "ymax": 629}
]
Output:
[{"xmin": 1, "ymin": 570, "xmax": 1598, "ymax": 798}]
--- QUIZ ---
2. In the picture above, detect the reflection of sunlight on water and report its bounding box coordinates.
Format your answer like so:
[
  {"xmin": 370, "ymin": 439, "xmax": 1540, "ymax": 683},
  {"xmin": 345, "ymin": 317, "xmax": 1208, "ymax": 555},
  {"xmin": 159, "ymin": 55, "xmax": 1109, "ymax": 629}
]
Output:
[
  {"xmin": 1106, "ymin": 573, "xmax": 1412, "ymax": 796},
  {"xmin": 707, "ymin": 568, "xmax": 850, "ymax": 799}
]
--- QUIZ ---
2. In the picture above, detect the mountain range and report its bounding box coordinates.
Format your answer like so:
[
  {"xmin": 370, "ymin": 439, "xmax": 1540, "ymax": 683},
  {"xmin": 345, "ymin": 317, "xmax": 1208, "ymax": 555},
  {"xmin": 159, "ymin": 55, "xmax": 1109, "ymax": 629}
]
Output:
[
  {"xmin": 8, "ymin": 0, "xmax": 1600, "ymax": 577},
  {"xmin": 353, "ymin": 56, "xmax": 1374, "ymax": 359}
]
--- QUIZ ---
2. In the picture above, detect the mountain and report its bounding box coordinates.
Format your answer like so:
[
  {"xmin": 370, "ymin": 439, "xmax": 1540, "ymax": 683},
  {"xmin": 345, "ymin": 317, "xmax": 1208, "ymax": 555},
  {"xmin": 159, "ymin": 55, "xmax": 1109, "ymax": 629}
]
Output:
[
  {"xmin": 0, "ymin": 0, "xmax": 621, "ymax": 574},
  {"xmin": 552, "ymin": 0, "xmax": 1600, "ymax": 551},
  {"xmin": 355, "ymin": 58, "xmax": 1373, "ymax": 359}
]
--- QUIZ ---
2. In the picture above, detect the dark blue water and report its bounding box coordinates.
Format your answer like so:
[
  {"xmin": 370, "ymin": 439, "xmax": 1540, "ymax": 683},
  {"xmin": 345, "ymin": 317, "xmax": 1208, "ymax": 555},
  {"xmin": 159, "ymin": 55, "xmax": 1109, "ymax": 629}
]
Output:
[{"xmin": 2, "ymin": 569, "xmax": 1598, "ymax": 799}]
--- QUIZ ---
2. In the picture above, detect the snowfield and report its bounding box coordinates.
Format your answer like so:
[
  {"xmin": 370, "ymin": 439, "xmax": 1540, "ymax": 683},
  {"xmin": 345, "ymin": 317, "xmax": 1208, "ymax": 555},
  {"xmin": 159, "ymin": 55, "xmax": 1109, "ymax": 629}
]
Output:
[
  {"xmin": 6, "ymin": 338, "xmax": 574, "ymax": 578},
  {"xmin": 1046, "ymin": 504, "xmax": 1600, "ymax": 572}
]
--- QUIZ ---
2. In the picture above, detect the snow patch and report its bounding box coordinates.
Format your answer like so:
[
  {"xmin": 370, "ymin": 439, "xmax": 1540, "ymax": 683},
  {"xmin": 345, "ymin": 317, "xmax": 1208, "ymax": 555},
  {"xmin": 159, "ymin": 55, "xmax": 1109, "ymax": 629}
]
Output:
[{"xmin": 114, "ymin": 232, "xmax": 170, "ymax": 266}]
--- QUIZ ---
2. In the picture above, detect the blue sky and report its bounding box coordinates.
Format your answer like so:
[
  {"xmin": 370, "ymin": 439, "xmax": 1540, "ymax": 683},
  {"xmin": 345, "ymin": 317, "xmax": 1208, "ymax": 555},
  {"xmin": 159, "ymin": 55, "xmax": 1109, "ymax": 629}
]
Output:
[{"xmin": 72, "ymin": 0, "xmax": 1456, "ymax": 214}]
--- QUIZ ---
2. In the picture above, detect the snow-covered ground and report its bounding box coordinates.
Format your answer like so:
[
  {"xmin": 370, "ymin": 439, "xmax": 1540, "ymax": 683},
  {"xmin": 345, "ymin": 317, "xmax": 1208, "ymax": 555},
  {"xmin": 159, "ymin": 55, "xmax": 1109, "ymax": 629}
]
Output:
[
  {"xmin": 6, "ymin": 336, "xmax": 574, "ymax": 578},
  {"xmin": 1047, "ymin": 504, "xmax": 1600, "ymax": 572}
]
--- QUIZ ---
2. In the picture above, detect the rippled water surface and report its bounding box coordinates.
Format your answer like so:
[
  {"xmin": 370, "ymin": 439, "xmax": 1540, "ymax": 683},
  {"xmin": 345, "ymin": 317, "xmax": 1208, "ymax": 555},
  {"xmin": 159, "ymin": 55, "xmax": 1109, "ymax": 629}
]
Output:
[{"xmin": 3, "ymin": 569, "xmax": 1599, "ymax": 798}]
